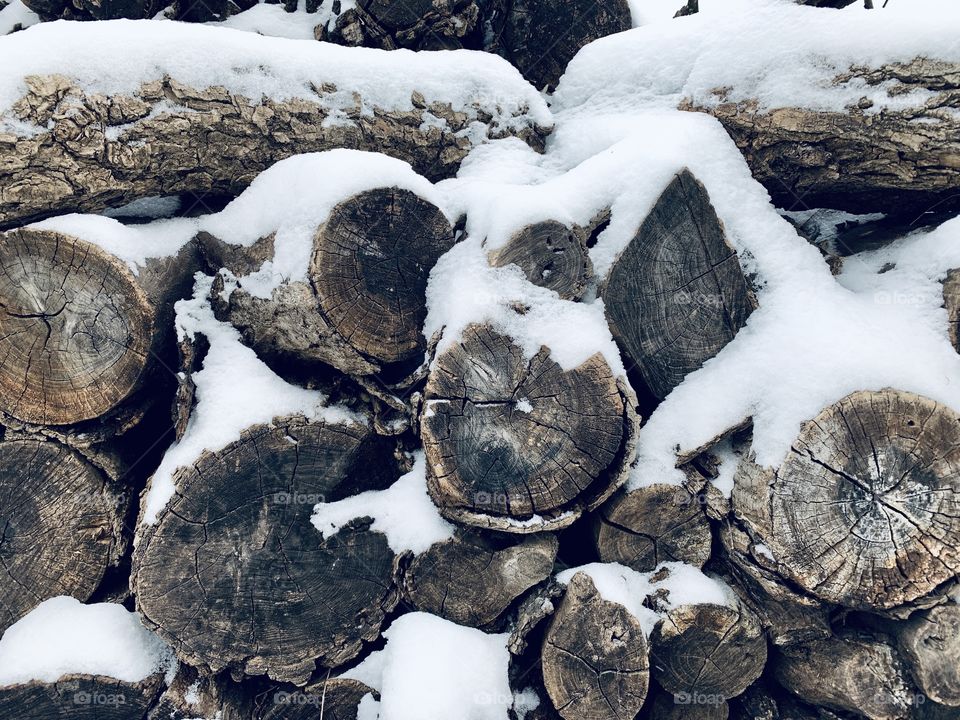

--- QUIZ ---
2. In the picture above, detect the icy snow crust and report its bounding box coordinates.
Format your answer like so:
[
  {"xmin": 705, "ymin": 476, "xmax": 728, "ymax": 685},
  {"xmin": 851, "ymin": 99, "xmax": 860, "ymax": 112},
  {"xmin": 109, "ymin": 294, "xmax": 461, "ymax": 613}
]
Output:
[{"xmin": 0, "ymin": 597, "xmax": 175, "ymax": 686}]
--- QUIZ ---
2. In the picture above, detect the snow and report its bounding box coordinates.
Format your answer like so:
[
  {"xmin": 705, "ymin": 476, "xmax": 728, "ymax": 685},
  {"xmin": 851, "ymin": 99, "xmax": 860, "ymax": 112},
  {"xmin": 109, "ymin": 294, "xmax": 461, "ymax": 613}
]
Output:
[
  {"xmin": 556, "ymin": 562, "xmax": 736, "ymax": 635},
  {"xmin": 0, "ymin": 597, "xmax": 175, "ymax": 687},
  {"xmin": 311, "ymin": 452, "xmax": 455, "ymax": 554},
  {"xmin": 217, "ymin": 3, "xmax": 320, "ymax": 40},
  {"xmin": 553, "ymin": 0, "xmax": 960, "ymax": 117},
  {"xmin": 0, "ymin": 20, "xmax": 550, "ymax": 130},
  {"xmin": 201, "ymin": 150, "xmax": 446, "ymax": 298},
  {"xmin": 709, "ymin": 440, "xmax": 739, "ymax": 499},
  {"xmin": 141, "ymin": 273, "xmax": 362, "ymax": 525},
  {"xmin": 0, "ymin": 0, "xmax": 37, "ymax": 35},
  {"xmin": 342, "ymin": 613, "xmax": 512, "ymax": 720}
]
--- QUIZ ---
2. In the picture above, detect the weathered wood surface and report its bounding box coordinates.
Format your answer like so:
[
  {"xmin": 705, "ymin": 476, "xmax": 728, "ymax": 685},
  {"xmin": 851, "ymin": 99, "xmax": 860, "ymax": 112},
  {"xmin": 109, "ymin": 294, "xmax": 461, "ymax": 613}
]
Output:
[
  {"xmin": 132, "ymin": 418, "xmax": 401, "ymax": 684},
  {"xmin": 944, "ymin": 268, "xmax": 960, "ymax": 353},
  {"xmin": 541, "ymin": 572, "xmax": 649, "ymax": 720},
  {"xmin": 648, "ymin": 688, "xmax": 729, "ymax": 719},
  {"xmin": 895, "ymin": 604, "xmax": 960, "ymax": 708},
  {"xmin": 0, "ymin": 438, "xmax": 125, "ymax": 633},
  {"xmin": 604, "ymin": 169, "xmax": 755, "ymax": 399},
  {"xmin": 594, "ymin": 484, "xmax": 712, "ymax": 571},
  {"xmin": 733, "ymin": 389, "xmax": 960, "ymax": 610},
  {"xmin": 488, "ymin": 220, "xmax": 594, "ymax": 301},
  {"xmin": 422, "ymin": 323, "xmax": 632, "ymax": 532},
  {"xmin": 253, "ymin": 678, "xmax": 375, "ymax": 720},
  {"xmin": 0, "ymin": 75, "xmax": 548, "ymax": 228},
  {"xmin": 685, "ymin": 59, "xmax": 960, "ymax": 214},
  {"xmin": 649, "ymin": 602, "xmax": 767, "ymax": 699},
  {"xmin": 323, "ymin": 0, "xmax": 482, "ymax": 50},
  {"xmin": 401, "ymin": 530, "xmax": 557, "ymax": 628},
  {"xmin": 495, "ymin": 0, "xmax": 633, "ymax": 91},
  {"xmin": 0, "ymin": 674, "xmax": 164, "ymax": 720}
]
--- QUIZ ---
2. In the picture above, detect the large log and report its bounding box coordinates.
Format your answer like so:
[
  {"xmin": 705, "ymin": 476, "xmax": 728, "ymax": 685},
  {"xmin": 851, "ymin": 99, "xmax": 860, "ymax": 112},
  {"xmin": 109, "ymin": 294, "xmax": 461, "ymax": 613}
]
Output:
[
  {"xmin": 895, "ymin": 605, "xmax": 960, "ymax": 708},
  {"xmin": 400, "ymin": 530, "xmax": 558, "ymax": 628},
  {"xmin": 0, "ymin": 228, "xmax": 198, "ymax": 428},
  {"xmin": 0, "ymin": 674, "xmax": 165, "ymax": 720},
  {"xmin": 683, "ymin": 59, "xmax": 960, "ymax": 214},
  {"xmin": 541, "ymin": 572, "xmax": 650, "ymax": 720},
  {"xmin": 733, "ymin": 389, "xmax": 960, "ymax": 610},
  {"xmin": 323, "ymin": 0, "xmax": 482, "ymax": 50},
  {"xmin": 0, "ymin": 63, "xmax": 548, "ymax": 228},
  {"xmin": 421, "ymin": 323, "xmax": 637, "ymax": 533},
  {"xmin": 593, "ymin": 484, "xmax": 712, "ymax": 571},
  {"xmin": 603, "ymin": 169, "xmax": 755, "ymax": 400},
  {"xmin": 0, "ymin": 438, "xmax": 126, "ymax": 633},
  {"xmin": 132, "ymin": 417, "xmax": 402, "ymax": 684}
]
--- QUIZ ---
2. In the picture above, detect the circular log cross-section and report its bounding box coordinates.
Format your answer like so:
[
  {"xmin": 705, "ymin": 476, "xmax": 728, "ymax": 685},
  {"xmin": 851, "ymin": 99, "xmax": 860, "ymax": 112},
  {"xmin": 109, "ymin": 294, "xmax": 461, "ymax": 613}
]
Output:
[
  {"xmin": 0, "ymin": 439, "xmax": 123, "ymax": 633},
  {"xmin": 542, "ymin": 572, "xmax": 650, "ymax": 720},
  {"xmin": 133, "ymin": 420, "xmax": 400, "ymax": 685},
  {"xmin": 488, "ymin": 221, "xmax": 593, "ymax": 301},
  {"xmin": 649, "ymin": 603, "xmax": 767, "ymax": 700},
  {"xmin": 257, "ymin": 678, "xmax": 376, "ymax": 720},
  {"xmin": 734, "ymin": 389, "xmax": 960, "ymax": 610},
  {"xmin": 594, "ymin": 485, "xmax": 712, "ymax": 572},
  {"xmin": 0, "ymin": 674, "xmax": 164, "ymax": 720},
  {"xmin": 422, "ymin": 323, "xmax": 627, "ymax": 532},
  {"xmin": 310, "ymin": 188, "xmax": 454, "ymax": 367},
  {"xmin": 0, "ymin": 229, "xmax": 153, "ymax": 426},
  {"xmin": 603, "ymin": 169, "xmax": 754, "ymax": 400},
  {"xmin": 501, "ymin": 0, "xmax": 633, "ymax": 91}
]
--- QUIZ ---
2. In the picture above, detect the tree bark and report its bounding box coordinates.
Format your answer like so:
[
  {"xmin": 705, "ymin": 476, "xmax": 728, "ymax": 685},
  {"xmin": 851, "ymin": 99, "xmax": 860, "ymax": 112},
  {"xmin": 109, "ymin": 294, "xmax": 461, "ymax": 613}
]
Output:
[
  {"xmin": 324, "ymin": 0, "xmax": 482, "ymax": 50},
  {"xmin": 0, "ymin": 75, "xmax": 548, "ymax": 228},
  {"xmin": 943, "ymin": 268, "xmax": 960, "ymax": 353},
  {"xmin": 0, "ymin": 674, "xmax": 165, "ymax": 720},
  {"xmin": 603, "ymin": 169, "xmax": 755, "ymax": 400},
  {"xmin": 541, "ymin": 572, "xmax": 650, "ymax": 720},
  {"xmin": 593, "ymin": 484, "xmax": 712, "ymax": 571},
  {"xmin": 0, "ymin": 437, "xmax": 126, "ymax": 633},
  {"xmin": 421, "ymin": 323, "xmax": 637, "ymax": 533},
  {"xmin": 733, "ymin": 389, "xmax": 960, "ymax": 610},
  {"xmin": 132, "ymin": 417, "xmax": 402, "ymax": 685},
  {"xmin": 401, "ymin": 529, "xmax": 558, "ymax": 628},
  {"xmin": 895, "ymin": 604, "xmax": 960, "ymax": 708},
  {"xmin": 488, "ymin": 220, "xmax": 594, "ymax": 301}
]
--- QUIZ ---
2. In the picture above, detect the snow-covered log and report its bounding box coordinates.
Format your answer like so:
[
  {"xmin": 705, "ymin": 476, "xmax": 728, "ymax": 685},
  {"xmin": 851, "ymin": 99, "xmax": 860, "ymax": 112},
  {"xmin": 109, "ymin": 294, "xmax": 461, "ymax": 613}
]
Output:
[
  {"xmin": 733, "ymin": 388, "xmax": 960, "ymax": 610},
  {"xmin": 593, "ymin": 485, "xmax": 712, "ymax": 571},
  {"xmin": 0, "ymin": 438, "xmax": 126, "ymax": 633},
  {"xmin": 541, "ymin": 572, "xmax": 650, "ymax": 720},
  {"xmin": 603, "ymin": 169, "xmax": 755, "ymax": 400},
  {"xmin": 421, "ymin": 323, "xmax": 637, "ymax": 533},
  {"xmin": 0, "ymin": 22, "xmax": 551, "ymax": 227},
  {"xmin": 132, "ymin": 417, "xmax": 402, "ymax": 684}
]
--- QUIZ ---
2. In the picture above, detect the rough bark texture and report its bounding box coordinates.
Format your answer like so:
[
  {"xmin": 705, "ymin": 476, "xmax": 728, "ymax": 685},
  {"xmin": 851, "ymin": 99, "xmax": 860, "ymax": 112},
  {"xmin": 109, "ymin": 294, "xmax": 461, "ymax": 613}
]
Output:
[
  {"xmin": 541, "ymin": 572, "xmax": 650, "ymax": 720},
  {"xmin": 0, "ymin": 75, "xmax": 549, "ymax": 228},
  {"xmin": 252, "ymin": 678, "xmax": 376, "ymax": 719},
  {"xmin": 684, "ymin": 59, "xmax": 960, "ymax": 214},
  {"xmin": 0, "ymin": 438, "xmax": 125, "ymax": 633},
  {"xmin": 593, "ymin": 484, "xmax": 712, "ymax": 571},
  {"xmin": 0, "ymin": 674, "xmax": 165, "ymax": 720},
  {"xmin": 774, "ymin": 633, "xmax": 916, "ymax": 720},
  {"xmin": 132, "ymin": 418, "xmax": 401, "ymax": 684},
  {"xmin": 422, "ymin": 323, "xmax": 632, "ymax": 532},
  {"xmin": 401, "ymin": 529, "xmax": 558, "ymax": 628},
  {"xmin": 943, "ymin": 268, "xmax": 960, "ymax": 353},
  {"xmin": 895, "ymin": 605, "xmax": 960, "ymax": 707},
  {"xmin": 322, "ymin": 0, "xmax": 482, "ymax": 50},
  {"xmin": 21, "ymin": 0, "xmax": 161, "ymax": 20},
  {"xmin": 649, "ymin": 602, "xmax": 767, "ymax": 699},
  {"xmin": 310, "ymin": 188, "xmax": 455, "ymax": 366},
  {"xmin": 496, "ymin": 0, "xmax": 633, "ymax": 91},
  {"xmin": 733, "ymin": 389, "xmax": 960, "ymax": 610},
  {"xmin": 604, "ymin": 169, "xmax": 755, "ymax": 400},
  {"xmin": 488, "ymin": 221, "xmax": 594, "ymax": 301}
]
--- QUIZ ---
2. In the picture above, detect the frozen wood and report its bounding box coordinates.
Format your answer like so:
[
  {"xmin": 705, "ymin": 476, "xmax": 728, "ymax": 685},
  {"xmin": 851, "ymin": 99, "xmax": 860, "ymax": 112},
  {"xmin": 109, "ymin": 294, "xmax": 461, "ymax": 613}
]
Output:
[
  {"xmin": 488, "ymin": 221, "xmax": 594, "ymax": 301},
  {"xmin": 0, "ymin": 75, "xmax": 548, "ymax": 228},
  {"xmin": 253, "ymin": 678, "xmax": 376, "ymax": 719},
  {"xmin": 132, "ymin": 418, "xmax": 401, "ymax": 684},
  {"xmin": 649, "ymin": 602, "xmax": 767, "ymax": 699},
  {"xmin": 683, "ymin": 59, "xmax": 960, "ymax": 213},
  {"xmin": 895, "ymin": 604, "xmax": 960, "ymax": 707},
  {"xmin": 943, "ymin": 267, "xmax": 960, "ymax": 353},
  {"xmin": 401, "ymin": 530, "xmax": 558, "ymax": 628},
  {"xmin": 593, "ymin": 484, "xmax": 712, "ymax": 571},
  {"xmin": 603, "ymin": 169, "xmax": 755, "ymax": 400},
  {"xmin": 0, "ymin": 438, "xmax": 126, "ymax": 633},
  {"xmin": 422, "ymin": 323, "xmax": 635, "ymax": 533},
  {"xmin": 21, "ymin": 0, "xmax": 158, "ymax": 19},
  {"xmin": 324, "ymin": 0, "xmax": 481, "ymax": 50},
  {"xmin": 774, "ymin": 632, "xmax": 915, "ymax": 720},
  {"xmin": 541, "ymin": 572, "xmax": 650, "ymax": 720},
  {"xmin": 495, "ymin": 0, "xmax": 633, "ymax": 90},
  {"xmin": 0, "ymin": 674, "xmax": 164, "ymax": 720},
  {"xmin": 733, "ymin": 389, "xmax": 960, "ymax": 610}
]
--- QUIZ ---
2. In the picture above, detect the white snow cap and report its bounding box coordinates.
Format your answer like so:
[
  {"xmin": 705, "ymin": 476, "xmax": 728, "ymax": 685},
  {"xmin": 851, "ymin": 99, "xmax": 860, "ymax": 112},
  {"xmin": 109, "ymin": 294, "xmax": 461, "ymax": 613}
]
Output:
[
  {"xmin": 343, "ymin": 612, "xmax": 513, "ymax": 720},
  {"xmin": 556, "ymin": 562, "xmax": 736, "ymax": 635},
  {"xmin": 0, "ymin": 597, "xmax": 175, "ymax": 687}
]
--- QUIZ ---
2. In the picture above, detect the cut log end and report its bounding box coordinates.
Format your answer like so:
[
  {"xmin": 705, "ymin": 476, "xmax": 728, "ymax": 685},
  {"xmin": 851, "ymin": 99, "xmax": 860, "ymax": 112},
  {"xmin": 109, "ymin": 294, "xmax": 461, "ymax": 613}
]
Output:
[
  {"xmin": 0, "ymin": 229, "xmax": 153, "ymax": 426},
  {"xmin": 0, "ymin": 674, "xmax": 164, "ymax": 720},
  {"xmin": 310, "ymin": 187, "xmax": 455, "ymax": 367},
  {"xmin": 422, "ymin": 323, "xmax": 629, "ymax": 532},
  {"xmin": 488, "ymin": 221, "xmax": 594, "ymax": 301}
]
